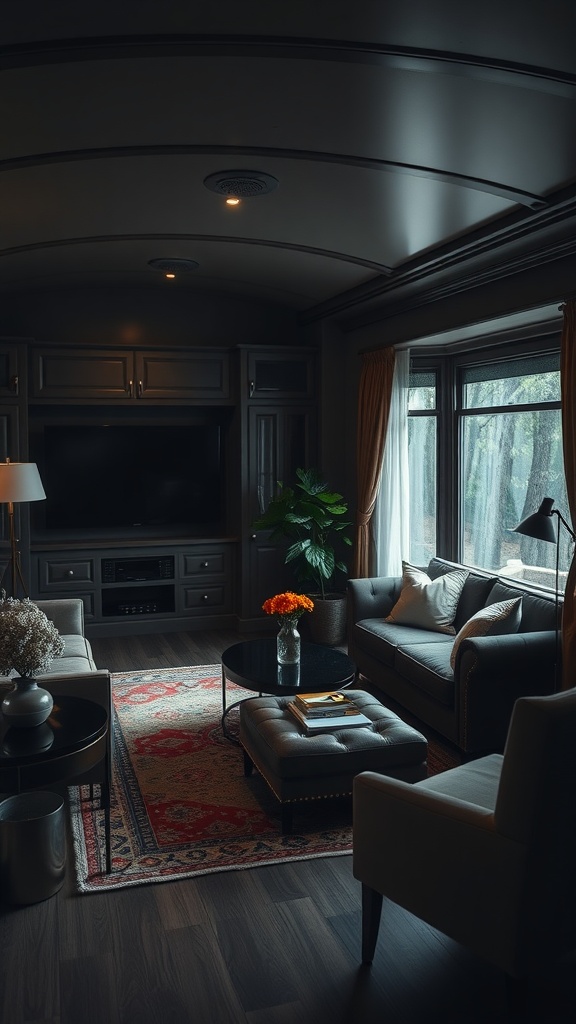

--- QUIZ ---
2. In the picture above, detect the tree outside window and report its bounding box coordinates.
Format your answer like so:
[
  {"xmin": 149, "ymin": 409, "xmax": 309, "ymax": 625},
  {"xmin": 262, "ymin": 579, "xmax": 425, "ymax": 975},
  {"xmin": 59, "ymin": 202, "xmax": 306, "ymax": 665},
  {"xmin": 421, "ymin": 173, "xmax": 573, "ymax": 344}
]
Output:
[{"xmin": 460, "ymin": 354, "xmax": 570, "ymax": 588}]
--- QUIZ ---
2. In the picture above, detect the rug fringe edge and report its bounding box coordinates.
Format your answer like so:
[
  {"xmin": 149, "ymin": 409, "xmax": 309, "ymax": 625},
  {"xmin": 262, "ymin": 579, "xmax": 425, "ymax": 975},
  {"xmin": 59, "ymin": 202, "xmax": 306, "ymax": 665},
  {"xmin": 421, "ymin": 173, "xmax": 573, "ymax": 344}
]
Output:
[{"xmin": 73, "ymin": 847, "xmax": 353, "ymax": 895}]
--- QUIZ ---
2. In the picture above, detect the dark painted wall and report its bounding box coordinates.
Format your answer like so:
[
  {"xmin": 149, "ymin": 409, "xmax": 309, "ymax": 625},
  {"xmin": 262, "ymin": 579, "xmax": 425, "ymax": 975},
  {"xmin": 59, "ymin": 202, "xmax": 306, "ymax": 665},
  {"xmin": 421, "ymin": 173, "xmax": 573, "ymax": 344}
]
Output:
[{"xmin": 0, "ymin": 285, "xmax": 302, "ymax": 348}]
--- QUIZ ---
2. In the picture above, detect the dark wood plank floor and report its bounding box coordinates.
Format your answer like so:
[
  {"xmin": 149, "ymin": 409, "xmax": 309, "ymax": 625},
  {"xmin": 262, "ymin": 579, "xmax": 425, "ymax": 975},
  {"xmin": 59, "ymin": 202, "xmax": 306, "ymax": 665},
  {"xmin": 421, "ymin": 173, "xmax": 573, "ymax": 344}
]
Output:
[{"xmin": 1, "ymin": 629, "xmax": 574, "ymax": 1024}]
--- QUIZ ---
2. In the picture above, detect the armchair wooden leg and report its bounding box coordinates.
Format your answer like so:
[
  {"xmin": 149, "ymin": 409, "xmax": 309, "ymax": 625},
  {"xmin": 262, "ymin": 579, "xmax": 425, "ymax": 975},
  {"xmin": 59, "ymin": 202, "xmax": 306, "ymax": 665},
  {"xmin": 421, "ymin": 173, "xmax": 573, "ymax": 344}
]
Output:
[{"xmin": 361, "ymin": 884, "xmax": 383, "ymax": 964}]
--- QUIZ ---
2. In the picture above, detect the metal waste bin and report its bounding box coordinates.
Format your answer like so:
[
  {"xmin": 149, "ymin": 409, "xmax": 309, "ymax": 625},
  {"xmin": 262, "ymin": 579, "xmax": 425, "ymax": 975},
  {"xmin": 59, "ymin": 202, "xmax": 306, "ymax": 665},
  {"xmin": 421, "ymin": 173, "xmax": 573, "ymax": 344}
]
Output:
[{"xmin": 0, "ymin": 791, "xmax": 66, "ymax": 905}]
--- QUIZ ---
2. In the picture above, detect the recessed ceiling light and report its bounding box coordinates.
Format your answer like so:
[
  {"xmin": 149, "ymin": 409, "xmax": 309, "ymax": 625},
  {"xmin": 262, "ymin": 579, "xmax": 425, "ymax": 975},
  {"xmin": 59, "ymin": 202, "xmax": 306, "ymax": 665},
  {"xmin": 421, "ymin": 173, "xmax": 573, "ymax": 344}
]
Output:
[
  {"xmin": 148, "ymin": 258, "xmax": 199, "ymax": 278},
  {"xmin": 203, "ymin": 170, "xmax": 279, "ymax": 200}
]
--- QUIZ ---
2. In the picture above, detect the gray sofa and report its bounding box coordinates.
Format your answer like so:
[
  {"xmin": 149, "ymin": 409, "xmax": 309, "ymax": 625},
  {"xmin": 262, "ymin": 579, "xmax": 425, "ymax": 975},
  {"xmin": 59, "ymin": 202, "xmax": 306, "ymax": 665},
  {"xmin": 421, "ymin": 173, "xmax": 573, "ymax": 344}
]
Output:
[{"xmin": 347, "ymin": 557, "xmax": 559, "ymax": 755}]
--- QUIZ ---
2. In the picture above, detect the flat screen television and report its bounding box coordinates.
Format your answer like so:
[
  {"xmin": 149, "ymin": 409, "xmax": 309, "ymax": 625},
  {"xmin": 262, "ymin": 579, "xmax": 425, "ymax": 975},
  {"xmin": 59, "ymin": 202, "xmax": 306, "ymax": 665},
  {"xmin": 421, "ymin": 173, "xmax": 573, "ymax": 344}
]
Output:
[{"xmin": 33, "ymin": 423, "xmax": 224, "ymax": 536}]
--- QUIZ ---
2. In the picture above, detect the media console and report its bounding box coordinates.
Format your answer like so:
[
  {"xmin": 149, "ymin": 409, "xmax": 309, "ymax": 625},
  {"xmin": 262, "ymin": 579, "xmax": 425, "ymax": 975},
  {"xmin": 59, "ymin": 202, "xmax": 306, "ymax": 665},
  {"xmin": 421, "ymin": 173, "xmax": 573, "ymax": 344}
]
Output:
[{"xmin": 30, "ymin": 541, "xmax": 236, "ymax": 638}]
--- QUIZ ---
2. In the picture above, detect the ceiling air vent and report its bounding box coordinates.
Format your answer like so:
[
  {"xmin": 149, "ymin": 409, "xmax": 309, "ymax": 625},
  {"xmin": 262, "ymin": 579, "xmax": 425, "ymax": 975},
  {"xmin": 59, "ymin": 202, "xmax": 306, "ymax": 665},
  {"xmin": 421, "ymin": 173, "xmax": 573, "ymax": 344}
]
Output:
[{"xmin": 203, "ymin": 170, "xmax": 279, "ymax": 199}]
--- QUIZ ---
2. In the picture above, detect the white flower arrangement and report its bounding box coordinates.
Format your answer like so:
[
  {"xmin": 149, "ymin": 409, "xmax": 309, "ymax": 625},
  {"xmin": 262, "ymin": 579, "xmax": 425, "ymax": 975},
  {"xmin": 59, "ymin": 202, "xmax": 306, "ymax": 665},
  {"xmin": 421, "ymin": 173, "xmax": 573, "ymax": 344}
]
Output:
[{"xmin": 0, "ymin": 596, "xmax": 65, "ymax": 677}]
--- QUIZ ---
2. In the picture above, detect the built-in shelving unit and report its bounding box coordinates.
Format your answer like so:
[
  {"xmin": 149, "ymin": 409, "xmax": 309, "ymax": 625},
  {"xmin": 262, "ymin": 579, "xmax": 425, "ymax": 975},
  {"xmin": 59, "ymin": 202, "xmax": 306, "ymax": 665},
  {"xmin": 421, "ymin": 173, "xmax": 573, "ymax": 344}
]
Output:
[{"xmin": 0, "ymin": 339, "xmax": 319, "ymax": 636}]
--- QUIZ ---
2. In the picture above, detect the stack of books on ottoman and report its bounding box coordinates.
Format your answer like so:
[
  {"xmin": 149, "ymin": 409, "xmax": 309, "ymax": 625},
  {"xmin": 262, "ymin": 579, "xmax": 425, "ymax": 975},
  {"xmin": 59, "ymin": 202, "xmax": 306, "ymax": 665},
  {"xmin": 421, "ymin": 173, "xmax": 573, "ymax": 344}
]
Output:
[{"xmin": 287, "ymin": 692, "xmax": 372, "ymax": 734}]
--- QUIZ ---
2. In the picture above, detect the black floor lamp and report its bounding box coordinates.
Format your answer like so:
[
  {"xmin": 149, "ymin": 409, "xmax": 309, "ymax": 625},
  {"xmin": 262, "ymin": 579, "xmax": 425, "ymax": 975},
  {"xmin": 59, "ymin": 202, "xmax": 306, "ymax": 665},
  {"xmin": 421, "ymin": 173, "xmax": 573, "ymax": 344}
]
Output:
[
  {"xmin": 512, "ymin": 497, "xmax": 576, "ymax": 689},
  {"xmin": 0, "ymin": 460, "xmax": 46, "ymax": 598}
]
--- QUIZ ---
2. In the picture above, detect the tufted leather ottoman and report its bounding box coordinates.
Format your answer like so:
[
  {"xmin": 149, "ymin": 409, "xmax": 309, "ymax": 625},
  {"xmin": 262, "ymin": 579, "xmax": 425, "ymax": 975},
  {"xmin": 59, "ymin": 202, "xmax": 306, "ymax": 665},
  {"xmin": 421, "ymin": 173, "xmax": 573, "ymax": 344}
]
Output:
[{"xmin": 239, "ymin": 690, "xmax": 428, "ymax": 833}]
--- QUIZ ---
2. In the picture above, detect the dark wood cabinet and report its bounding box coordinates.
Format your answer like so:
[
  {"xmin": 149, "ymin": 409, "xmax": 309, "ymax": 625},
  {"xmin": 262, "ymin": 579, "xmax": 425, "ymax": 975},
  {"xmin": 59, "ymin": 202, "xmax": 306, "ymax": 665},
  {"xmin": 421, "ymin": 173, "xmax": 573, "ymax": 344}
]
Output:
[
  {"xmin": 237, "ymin": 346, "xmax": 319, "ymax": 626},
  {"xmin": 248, "ymin": 405, "xmax": 316, "ymax": 521},
  {"xmin": 246, "ymin": 348, "xmax": 315, "ymax": 400},
  {"xmin": 30, "ymin": 346, "xmax": 231, "ymax": 402},
  {"xmin": 31, "ymin": 348, "xmax": 132, "ymax": 400},
  {"xmin": 242, "ymin": 405, "xmax": 317, "ymax": 621},
  {"xmin": 0, "ymin": 407, "xmax": 21, "ymax": 462},
  {"xmin": 0, "ymin": 342, "xmax": 23, "ymax": 400},
  {"xmin": 0, "ymin": 404, "xmax": 25, "ymax": 591},
  {"xmin": 136, "ymin": 350, "xmax": 230, "ymax": 400},
  {"xmin": 0, "ymin": 342, "xmax": 31, "ymax": 589},
  {"xmin": 31, "ymin": 540, "xmax": 235, "ymax": 637}
]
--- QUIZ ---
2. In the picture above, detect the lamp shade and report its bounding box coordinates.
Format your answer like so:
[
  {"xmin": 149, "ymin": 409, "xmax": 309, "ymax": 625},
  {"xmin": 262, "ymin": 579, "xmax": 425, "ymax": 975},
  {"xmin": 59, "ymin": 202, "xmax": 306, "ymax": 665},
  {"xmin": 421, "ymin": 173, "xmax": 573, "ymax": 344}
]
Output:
[
  {"xmin": 0, "ymin": 461, "xmax": 46, "ymax": 503},
  {"xmin": 512, "ymin": 497, "xmax": 557, "ymax": 544}
]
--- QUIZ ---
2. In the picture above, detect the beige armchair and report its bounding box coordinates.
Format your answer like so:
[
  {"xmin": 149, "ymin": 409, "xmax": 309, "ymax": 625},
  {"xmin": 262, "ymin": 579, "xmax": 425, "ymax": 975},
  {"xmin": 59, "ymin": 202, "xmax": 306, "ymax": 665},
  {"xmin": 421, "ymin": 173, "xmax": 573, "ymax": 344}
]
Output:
[{"xmin": 353, "ymin": 689, "xmax": 576, "ymax": 990}]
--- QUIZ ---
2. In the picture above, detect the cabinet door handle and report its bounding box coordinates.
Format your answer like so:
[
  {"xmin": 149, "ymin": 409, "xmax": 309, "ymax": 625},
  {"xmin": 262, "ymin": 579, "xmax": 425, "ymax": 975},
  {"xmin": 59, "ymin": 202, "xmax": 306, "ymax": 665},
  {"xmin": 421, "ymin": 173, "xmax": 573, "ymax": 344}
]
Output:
[
  {"xmin": 250, "ymin": 533, "xmax": 257, "ymax": 541},
  {"xmin": 201, "ymin": 593, "xmax": 209, "ymax": 602},
  {"xmin": 128, "ymin": 379, "xmax": 134, "ymax": 398},
  {"xmin": 138, "ymin": 380, "xmax": 143, "ymax": 398},
  {"xmin": 67, "ymin": 569, "xmax": 74, "ymax": 577},
  {"xmin": 9, "ymin": 375, "xmax": 18, "ymax": 395},
  {"xmin": 201, "ymin": 561, "xmax": 209, "ymax": 569},
  {"xmin": 249, "ymin": 380, "xmax": 255, "ymax": 398}
]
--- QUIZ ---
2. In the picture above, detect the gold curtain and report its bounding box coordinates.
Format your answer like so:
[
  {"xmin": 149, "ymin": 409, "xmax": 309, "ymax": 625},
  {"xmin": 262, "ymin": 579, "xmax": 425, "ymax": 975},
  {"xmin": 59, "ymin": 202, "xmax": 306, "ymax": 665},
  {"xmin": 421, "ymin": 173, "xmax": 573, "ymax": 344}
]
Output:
[
  {"xmin": 353, "ymin": 347, "xmax": 395, "ymax": 577},
  {"xmin": 561, "ymin": 300, "xmax": 576, "ymax": 690}
]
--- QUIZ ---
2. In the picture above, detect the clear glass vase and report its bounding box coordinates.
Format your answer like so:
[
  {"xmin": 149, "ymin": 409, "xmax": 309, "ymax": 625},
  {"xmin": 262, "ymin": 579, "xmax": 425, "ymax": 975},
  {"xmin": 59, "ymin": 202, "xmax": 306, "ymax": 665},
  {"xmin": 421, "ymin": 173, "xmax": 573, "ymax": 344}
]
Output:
[{"xmin": 277, "ymin": 619, "xmax": 301, "ymax": 664}]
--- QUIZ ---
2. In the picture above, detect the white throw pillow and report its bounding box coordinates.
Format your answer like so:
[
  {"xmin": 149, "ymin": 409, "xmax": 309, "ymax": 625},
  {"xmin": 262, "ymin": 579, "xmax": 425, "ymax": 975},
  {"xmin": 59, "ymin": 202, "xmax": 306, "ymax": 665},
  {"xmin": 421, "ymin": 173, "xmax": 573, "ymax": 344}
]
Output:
[
  {"xmin": 385, "ymin": 562, "xmax": 469, "ymax": 635},
  {"xmin": 450, "ymin": 597, "xmax": 522, "ymax": 669}
]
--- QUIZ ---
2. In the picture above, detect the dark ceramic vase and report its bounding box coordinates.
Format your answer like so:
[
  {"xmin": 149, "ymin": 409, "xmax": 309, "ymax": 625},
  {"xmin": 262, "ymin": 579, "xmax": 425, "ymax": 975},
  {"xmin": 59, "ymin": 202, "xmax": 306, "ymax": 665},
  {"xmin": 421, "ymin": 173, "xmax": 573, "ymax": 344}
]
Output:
[{"xmin": 1, "ymin": 677, "xmax": 54, "ymax": 728}]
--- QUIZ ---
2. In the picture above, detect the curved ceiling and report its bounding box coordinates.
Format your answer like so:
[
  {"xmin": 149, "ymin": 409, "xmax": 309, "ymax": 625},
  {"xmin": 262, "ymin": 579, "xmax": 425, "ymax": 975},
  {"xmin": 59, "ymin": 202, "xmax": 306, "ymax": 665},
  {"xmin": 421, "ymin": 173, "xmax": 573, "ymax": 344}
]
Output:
[{"xmin": 1, "ymin": 2, "xmax": 575, "ymax": 323}]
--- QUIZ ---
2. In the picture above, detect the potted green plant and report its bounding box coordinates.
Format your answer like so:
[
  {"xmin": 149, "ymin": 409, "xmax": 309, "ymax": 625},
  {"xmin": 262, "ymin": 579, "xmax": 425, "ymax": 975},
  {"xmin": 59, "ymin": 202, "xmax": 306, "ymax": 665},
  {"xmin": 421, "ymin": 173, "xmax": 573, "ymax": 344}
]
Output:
[{"xmin": 253, "ymin": 468, "xmax": 352, "ymax": 645}]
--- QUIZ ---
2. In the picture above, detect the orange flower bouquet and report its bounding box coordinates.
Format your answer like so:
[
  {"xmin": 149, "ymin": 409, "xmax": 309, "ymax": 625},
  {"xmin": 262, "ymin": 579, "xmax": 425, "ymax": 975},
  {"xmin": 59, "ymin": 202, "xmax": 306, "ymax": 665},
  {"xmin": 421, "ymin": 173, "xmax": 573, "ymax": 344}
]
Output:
[
  {"xmin": 263, "ymin": 592, "xmax": 314, "ymax": 664},
  {"xmin": 262, "ymin": 591, "xmax": 314, "ymax": 622}
]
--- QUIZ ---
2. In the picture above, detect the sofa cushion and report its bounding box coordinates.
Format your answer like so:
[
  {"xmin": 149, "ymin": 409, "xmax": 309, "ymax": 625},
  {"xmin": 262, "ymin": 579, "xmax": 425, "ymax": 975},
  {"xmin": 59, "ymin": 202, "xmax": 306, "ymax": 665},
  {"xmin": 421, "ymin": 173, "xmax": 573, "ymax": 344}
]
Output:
[
  {"xmin": 450, "ymin": 597, "xmax": 522, "ymax": 669},
  {"xmin": 395, "ymin": 642, "xmax": 455, "ymax": 705},
  {"xmin": 453, "ymin": 575, "xmax": 501, "ymax": 631},
  {"xmin": 353, "ymin": 620, "xmax": 453, "ymax": 667},
  {"xmin": 43, "ymin": 634, "xmax": 96, "ymax": 674},
  {"xmin": 0, "ymin": 634, "xmax": 96, "ymax": 681},
  {"xmin": 385, "ymin": 562, "xmax": 468, "ymax": 635},
  {"xmin": 485, "ymin": 582, "xmax": 557, "ymax": 632},
  {"xmin": 427, "ymin": 558, "xmax": 496, "ymax": 630}
]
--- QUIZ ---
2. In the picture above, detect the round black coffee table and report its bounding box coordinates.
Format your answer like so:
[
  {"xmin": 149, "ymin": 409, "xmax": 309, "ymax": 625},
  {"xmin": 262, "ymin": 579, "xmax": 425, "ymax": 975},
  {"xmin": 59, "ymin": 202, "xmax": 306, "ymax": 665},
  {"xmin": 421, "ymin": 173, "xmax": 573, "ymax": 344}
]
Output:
[{"xmin": 221, "ymin": 638, "xmax": 356, "ymax": 739}]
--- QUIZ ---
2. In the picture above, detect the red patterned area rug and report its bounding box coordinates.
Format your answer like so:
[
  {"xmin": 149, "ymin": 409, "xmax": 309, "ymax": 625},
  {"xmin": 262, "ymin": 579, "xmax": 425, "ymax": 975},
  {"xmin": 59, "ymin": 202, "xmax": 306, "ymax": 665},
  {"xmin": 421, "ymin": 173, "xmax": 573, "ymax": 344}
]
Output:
[
  {"xmin": 70, "ymin": 665, "xmax": 460, "ymax": 893},
  {"xmin": 70, "ymin": 665, "xmax": 357, "ymax": 893}
]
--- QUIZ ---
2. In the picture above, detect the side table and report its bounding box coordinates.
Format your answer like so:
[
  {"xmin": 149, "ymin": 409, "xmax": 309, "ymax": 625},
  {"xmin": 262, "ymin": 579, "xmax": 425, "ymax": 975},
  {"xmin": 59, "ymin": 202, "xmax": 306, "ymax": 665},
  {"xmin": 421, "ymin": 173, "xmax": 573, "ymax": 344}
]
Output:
[{"xmin": 0, "ymin": 694, "xmax": 111, "ymax": 874}]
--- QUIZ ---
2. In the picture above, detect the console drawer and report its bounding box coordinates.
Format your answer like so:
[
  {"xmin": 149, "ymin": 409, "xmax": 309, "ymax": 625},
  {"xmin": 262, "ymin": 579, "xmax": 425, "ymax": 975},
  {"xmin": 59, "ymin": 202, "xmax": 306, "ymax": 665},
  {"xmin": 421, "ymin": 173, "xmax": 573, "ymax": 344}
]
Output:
[
  {"xmin": 181, "ymin": 549, "xmax": 229, "ymax": 577},
  {"xmin": 182, "ymin": 584, "xmax": 230, "ymax": 613},
  {"xmin": 39, "ymin": 558, "xmax": 95, "ymax": 589}
]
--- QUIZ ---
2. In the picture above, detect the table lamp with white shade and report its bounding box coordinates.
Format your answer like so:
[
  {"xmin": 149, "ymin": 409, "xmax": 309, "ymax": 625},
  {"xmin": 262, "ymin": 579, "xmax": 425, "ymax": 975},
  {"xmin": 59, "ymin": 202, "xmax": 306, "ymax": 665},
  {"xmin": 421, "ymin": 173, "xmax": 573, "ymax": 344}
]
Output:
[{"xmin": 0, "ymin": 460, "xmax": 46, "ymax": 597}]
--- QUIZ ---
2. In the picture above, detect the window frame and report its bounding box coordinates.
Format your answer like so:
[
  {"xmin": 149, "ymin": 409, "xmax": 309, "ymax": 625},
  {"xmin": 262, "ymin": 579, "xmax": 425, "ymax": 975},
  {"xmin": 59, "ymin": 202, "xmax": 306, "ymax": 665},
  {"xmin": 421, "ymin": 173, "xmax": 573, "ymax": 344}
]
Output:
[
  {"xmin": 409, "ymin": 328, "xmax": 563, "ymax": 568},
  {"xmin": 407, "ymin": 367, "xmax": 440, "ymax": 567}
]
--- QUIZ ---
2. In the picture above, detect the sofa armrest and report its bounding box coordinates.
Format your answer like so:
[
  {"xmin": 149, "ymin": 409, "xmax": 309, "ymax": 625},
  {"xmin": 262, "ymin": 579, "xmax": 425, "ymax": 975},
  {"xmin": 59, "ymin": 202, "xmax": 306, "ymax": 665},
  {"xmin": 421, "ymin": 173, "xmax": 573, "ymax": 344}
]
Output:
[
  {"xmin": 456, "ymin": 631, "xmax": 557, "ymax": 754},
  {"xmin": 35, "ymin": 598, "xmax": 85, "ymax": 637},
  {"xmin": 347, "ymin": 576, "xmax": 401, "ymax": 627},
  {"xmin": 40, "ymin": 670, "xmax": 113, "ymax": 771},
  {"xmin": 352, "ymin": 770, "xmax": 524, "ymax": 970}
]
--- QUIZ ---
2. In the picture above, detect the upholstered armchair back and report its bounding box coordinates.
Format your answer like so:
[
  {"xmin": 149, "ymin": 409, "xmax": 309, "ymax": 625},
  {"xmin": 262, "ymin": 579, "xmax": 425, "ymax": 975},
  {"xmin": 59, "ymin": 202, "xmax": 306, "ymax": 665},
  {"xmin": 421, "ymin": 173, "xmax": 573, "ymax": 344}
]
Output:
[{"xmin": 494, "ymin": 688, "xmax": 576, "ymax": 965}]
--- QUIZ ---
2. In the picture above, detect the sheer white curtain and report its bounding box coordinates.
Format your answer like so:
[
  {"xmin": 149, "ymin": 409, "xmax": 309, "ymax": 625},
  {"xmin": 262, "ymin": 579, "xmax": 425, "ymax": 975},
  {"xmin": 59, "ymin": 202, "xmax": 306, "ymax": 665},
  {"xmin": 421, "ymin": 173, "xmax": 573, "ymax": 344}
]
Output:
[{"xmin": 373, "ymin": 349, "xmax": 410, "ymax": 576}]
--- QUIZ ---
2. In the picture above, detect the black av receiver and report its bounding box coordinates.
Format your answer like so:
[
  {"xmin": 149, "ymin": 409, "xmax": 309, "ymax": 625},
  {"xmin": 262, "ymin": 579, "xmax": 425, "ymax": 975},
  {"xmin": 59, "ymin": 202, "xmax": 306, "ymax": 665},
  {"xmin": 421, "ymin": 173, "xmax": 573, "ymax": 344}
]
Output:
[{"xmin": 102, "ymin": 556, "xmax": 174, "ymax": 583}]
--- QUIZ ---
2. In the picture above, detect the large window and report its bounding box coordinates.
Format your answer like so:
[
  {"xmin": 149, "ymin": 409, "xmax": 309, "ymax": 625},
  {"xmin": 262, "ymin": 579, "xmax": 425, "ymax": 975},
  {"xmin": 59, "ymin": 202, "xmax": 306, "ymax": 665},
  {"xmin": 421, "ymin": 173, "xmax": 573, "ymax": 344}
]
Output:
[{"xmin": 408, "ymin": 340, "xmax": 571, "ymax": 591}]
